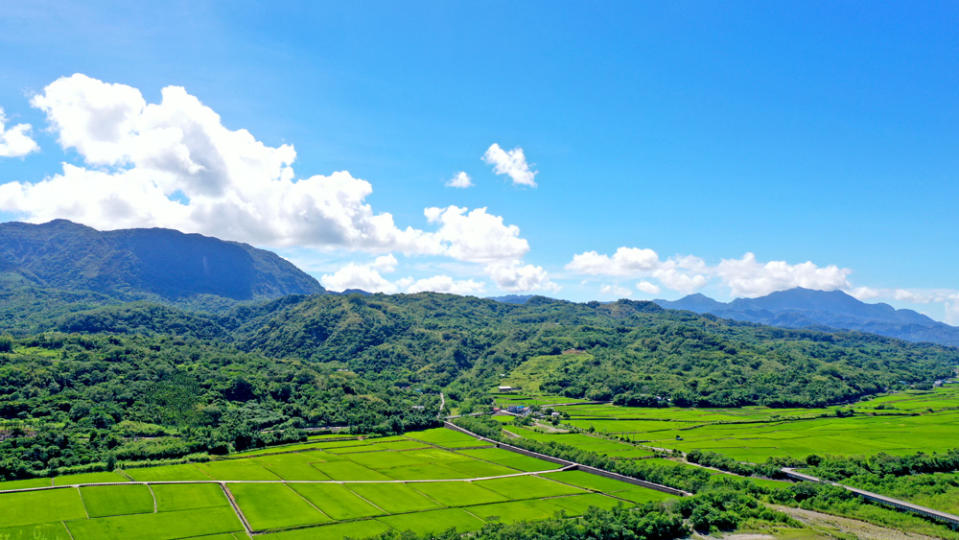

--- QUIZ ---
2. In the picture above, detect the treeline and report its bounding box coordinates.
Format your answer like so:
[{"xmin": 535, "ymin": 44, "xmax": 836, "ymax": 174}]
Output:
[
  {"xmin": 807, "ymin": 449, "xmax": 959, "ymax": 480},
  {"xmin": 686, "ymin": 449, "xmax": 798, "ymax": 479},
  {"xmin": 0, "ymin": 332, "xmax": 440, "ymax": 480}
]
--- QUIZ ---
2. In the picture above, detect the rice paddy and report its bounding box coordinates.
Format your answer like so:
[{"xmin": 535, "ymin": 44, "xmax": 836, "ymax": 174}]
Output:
[
  {"xmin": 547, "ymin": 385, "xmax": 959, "ymax": 462},
  {"xmin": 0, "ymin": 427, "xmax": 672, "ymax": 539}
]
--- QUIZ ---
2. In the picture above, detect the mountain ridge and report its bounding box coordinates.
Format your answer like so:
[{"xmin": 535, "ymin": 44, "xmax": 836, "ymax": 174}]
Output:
[
  {"xmin": 0, "ymin": 219, "xmax": 325, "ymax": 302},
  {"xmin": 655, "ymin": 287, "xmax": 959, "ymax": 347}
]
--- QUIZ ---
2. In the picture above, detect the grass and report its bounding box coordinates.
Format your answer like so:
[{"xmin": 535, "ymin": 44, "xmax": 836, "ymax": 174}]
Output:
[
  {"xmin": 377, "ymin": 508, "xmax": 486, "ymax": 534},
  {"xmin": 80, "ymin": 485, "xmax": 154, "ymax": 517},
  {"xmin": 468, "ymin": 498, "xmax": 570, "ymax": 524},
  {"xmin": 476, "ymin": 474, "xmax": 586, "ymax": 499},
  {"xmin": 256, "ymin": 520, "xmax": 390, "ymax": 539},
  {"xmin": 230, "ymin": 483, "xmax": 330, "ymax": 531},
  {"xmin": 543, "ymin": 387, "xmax": 959, "ymax": 462},
  {"xmin": 251, "ymin": 453, "xmax": 331, "ymax": 480},
  {"xmin": 409, "ymin": 481, "xmax": 507, "ymax": 506},
  {"xmin": 195, "ymin": 460, "xmax": 281, "ymax": 481},
  {"xmin": 311, "ymin": 459, "xmax": 390, "ymax": 480},
  {"xmin": 346, "ymin": 483, "xmax": 442, "ymax": 513},
  {"xmin": 0, "ymin": 488, "xmax": 87, "ymax": 527},
  {"xmin": 124, "ymin": 463, "xmax": 211, "ymax": 481},
  {"xmin": 0, "ymin": 477, "xmax": 51, "ymax": 490},
  {"xmin": 64, "ymin": 506, "xmax": 243, "ymax": 540},
  {"xmin": 403, "ymin": 427, "xmax": 485, "ymax": 448},
  {"xmin": 52, "ymin": 471, "xmax": 130, "ymax": 486},
  {"xmin": 1, "ymin": 426, "xmax": 680, "ymax": 538},
  {"xmin": 498, "ymin": 353, "xmax": 592, "ymax": 393},
  {"xmin": 152, "ymin": 483, "xmax": 228, "ymax": 512},
  {"xmin": 0, "ymin": 522, "xmax": 72, "ymax": 540},
  {"xmin": 288, "ymin": 484, "xmax": 382, "ymax": 520},
  {"xmin": 455, "ymin": 447, "xmax": 556, "ymax": 471},
  {"xmin": 542, "ymin": 470, "xmax": 678, "ymax": 503}
]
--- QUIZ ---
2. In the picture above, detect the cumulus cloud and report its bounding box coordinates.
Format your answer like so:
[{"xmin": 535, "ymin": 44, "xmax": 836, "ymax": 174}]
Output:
[
  {"xmin": 567, "ymin": 247, "xmax": 850, "ymax": 297},
  {"xmin": 445, "ymin": 171, "xmax": 472, "ymax": 188},
  {"xmin": 405, "ymin": 275, "xmax": 484, "ymax": 295},
  {"xmin": 715, "ymin": 253, "xmax": 851, "ymax": 297},
  {"xmin": 486, "ymin": 261, "xmax": 558, "ymax": 292},
  {"xmin": 636, "ymin": 281, "xmax": 661, "ymax": 295},
  {"xmin": 482, "ymin": 143, "xmax": 537, "ymax": 187},
  {"xmin": 321, "ymin": 261, "xmax": 398, "ymax": 293},
  {"xmin": 600, "ymin": 284, "xmax": 632, "ymax": 298},
  {"xmin": 320, "ymin": 254, "xmax": 484, "ymax": 295},
  {"xmin": 425, "ymin": 205, "xmax": 529, "ymax": 263},
  {"xmin": 1, "ymin": 74, "xmax": 539, "ymax": 267},
  {"xmin": 567, "ymin": 247, "xmax": 660, "ymax": 276},
  {"xmin": 566, "ymin": 247, "xmax": 708, "ymax": 294},
  {"xmin": 0, "ymin": 108, "xmax": 39, "ymax": 157}
]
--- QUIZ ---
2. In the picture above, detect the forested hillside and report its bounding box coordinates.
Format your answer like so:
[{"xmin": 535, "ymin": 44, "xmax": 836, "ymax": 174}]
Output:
[{"xmin": 0, "ymin": 220, "xmax": 324, "ymax": 302}]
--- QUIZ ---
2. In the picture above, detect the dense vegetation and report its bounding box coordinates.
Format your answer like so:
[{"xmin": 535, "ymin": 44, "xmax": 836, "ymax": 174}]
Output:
[
  {"xmin": 1, "ymin": 287, "xmax": 956, "ymax": 479},
  {"xmin": 0, "ymin": 333, "xmax": 438, "ymax": 480}
]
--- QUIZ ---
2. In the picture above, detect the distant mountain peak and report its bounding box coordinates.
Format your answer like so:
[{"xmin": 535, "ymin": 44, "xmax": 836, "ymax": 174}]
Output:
[{"xmin": 654, "ymin": 287, "xmax": 959, "ymax": 347}]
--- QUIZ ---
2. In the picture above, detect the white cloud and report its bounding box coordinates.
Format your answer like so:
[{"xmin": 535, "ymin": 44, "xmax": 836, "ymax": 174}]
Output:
[
  {"xmin": 566, "ymin": 247, "xmax": 707, "ymax": 294},
  {"xmin": 482, "ymin": 143, "xmax": 537, "ymax": 187},
  {"xmin": 715, "ymin": 253, "xmax": 851, "ymax": 297},
  {"xmin": 320, "ymin": 261, "xmax": 398, "ymax": 293},
  {"xmin": 567, "ymin": 247, "xmax": 660, "ymax": 276},
  {"xmin": 0, "ymin": 108, "xmax": 39, "ymax": 157},
  {"xmin": 2, "ymin": 74, "xmax": 540, "ymax": 266},
  {"xmin": 567, "ymin": 247, "xmax": 848, "ymax": 297},
  {"xmin": 405, "ymin": 275, "xmax": 484, "ymax": 295},
  {"xmin": 425, "ymin": 205, "xmax": 529, "ymax": 263},
  {"xmin": 946, "ymin": 302, "xmax": 959, "ymax": 326},
  {"xmin": 320, "ymin": 254, "xmax": 484, "ymax": 295},
  {"xmin": 847, "ymin": 286, "xmax": 880, "ymax": 300},
  {"xmin": 636, "ymin": 281, "xmax": 661, "ymax": 295},
  {"xmin": 445, "ymin": 171, "xmax": 472, "ymax": 188},
  {"xmin": 600, "ymin": 284, "xmax": 632, "ymax": 298},
  {"xmin": 486, "ymin": 261, "xmax": 558, "ymax": 292}
]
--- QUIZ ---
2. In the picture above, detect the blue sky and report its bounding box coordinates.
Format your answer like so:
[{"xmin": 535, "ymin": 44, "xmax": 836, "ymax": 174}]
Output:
[{"xmin": 0, "ymin": 1, "xmax": 957, "ymax": 321}]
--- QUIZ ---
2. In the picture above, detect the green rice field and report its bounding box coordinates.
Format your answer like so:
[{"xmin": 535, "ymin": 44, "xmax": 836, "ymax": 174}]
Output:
[
  {"xmin": 0, "ymin": 427, "xmax": 674, "ymax": 539},
  {"xmin": 551, "ymin": 385, "xmax": 959, "ymax": 462}
]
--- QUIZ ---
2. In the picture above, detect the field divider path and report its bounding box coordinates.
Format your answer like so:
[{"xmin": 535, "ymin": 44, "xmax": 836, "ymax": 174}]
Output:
[
  {"xmin": 443, "ymin": 421, "xmax": 691, "ymax": 496},
  {"xmin": 147, "ymin": 483, "xmax": 157, "ymax": 513},
  {"xmin": 60, "ymin": 521, "xmax": 75, "ymax": 540},
  {"xmin": 219, "ymin": 482, "xmax": 253, "ymax": 537},
  {"xmin": 0, "ymin": 468, "xmax": 574, "ymax": 494},
  {"xmin": 781, "ymin": 468, "xmax": 959, "ymax": 527}
]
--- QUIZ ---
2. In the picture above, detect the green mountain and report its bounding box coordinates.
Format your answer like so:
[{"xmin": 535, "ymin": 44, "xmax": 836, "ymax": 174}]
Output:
[
  {"xmin": 0, "ymin": 219, "xmax": 324, "ymax": 302},
  {"xmin": 656, "ymin": 288, "xmax": 959, "ymax": 347}
]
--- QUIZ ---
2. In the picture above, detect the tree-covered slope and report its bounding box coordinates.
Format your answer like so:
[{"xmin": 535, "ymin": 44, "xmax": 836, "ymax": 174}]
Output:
[
  {"xmin": 225, "ymin": 293, "xmax": 959, "ymax": 407},
  {"xmin": 0, "ymin": 219, "xmax": 324, "ymax": 301}
]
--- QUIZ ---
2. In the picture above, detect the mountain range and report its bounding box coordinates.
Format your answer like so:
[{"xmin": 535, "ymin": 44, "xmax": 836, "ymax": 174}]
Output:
[
  {"xmin": 0, "ymin": 219, "xmax": 324, "ymax": 301},
  {"xmin": 655, "ymin": 288, "xmax": 959, "ymax": 347}
]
